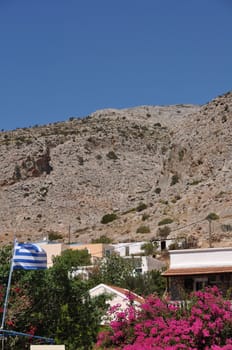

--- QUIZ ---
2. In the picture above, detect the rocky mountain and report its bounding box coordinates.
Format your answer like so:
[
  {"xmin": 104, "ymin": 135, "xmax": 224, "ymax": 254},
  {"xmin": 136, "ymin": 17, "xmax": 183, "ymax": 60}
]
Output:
[{"xmin": 0, "ymin": 91, "xmax": 232, "ymax": 248}]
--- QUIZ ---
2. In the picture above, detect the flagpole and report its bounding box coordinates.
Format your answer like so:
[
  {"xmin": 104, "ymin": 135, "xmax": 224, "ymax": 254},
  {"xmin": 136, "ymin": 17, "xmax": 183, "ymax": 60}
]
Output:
[{"xmin": 0, "ymin": 239, "xmax": 17, "ymax": 330}]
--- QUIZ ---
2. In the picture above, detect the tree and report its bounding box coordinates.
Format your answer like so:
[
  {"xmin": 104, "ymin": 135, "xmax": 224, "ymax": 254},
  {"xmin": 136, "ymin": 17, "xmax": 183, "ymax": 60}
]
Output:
[
  {"xmin": 141, "ymin": 242, "xmax": 158, "ymax": 256},
  {"xmin": 100, "ymin": 213, "xmax": 117, "ymax": 224},
  {"xmin": 25, "ymin": 249, "xmax": 106, "ymax": 349},
  {"xmin": 0, "ymin": 244, "xmax": 13, "ymax": 285},
  {"xmin": 52, "ymin": 248, "xmax": 91, "ymax": 270},
  {"xmin": 124, "ymin": 270, "xmax": 166, "ymax": 297},
  {"xmin": 205, "ymin": 212, "xmax": 219, "ymax": 248},
  {"xmin": 157, "ymin": 225, "xmax": 171, "ymax": 238},
  {"xmin": 89, "ymin": 254, "xmax": 135, "ymax": 288},
  {"xmin": 205, "ymin": 212, "xmax": 219, "ymax": 221},
  {"xmin": 0, "ymin": 246, "xmax": 106, "ymax": 350}
]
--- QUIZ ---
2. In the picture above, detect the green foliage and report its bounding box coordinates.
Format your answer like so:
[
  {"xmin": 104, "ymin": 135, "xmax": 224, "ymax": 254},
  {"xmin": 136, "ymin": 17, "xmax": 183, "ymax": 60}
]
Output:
[
  {"xmin": 0, "ymin": 244, "xmax": 13, "ymax": 285},
  {"xmin": 206, "ymin": 212, "xmax": 219, "ymax": 221},
  {"xmin": 96, "ymin": 287, "xmax": 232, "ymax": 349},
  {"xmin": 122, "ymin": 207, "xmax": 136, "ymax": 215},
  {"xmin": 48, "ymin": 231, "xmax": 63, "ymax": 241},
  {"xmin": 124, "ymin": 270, "xmax": 166, "ymax": 297},
  {"xmin": 106, "ymin": 151, "xmax": 118, "ymax": 160},
  {"xmin": 101, "ymin": 213, "xmax": 117, "ymax": 224},
  {"xmin": 78, "ymin": 155, "xmax": 84, "ymax": 165},
  {"xmin": 178, "ymin": 149, "xmax": 185, "ymax": 161},
  {"xmin": 0, "ymin": 247, "xmax": 98, "ymax": 348},
  {"xmin": 170, "ymin": 173, "xmax": 179, "ymax": 186},
  {"xmin": 158, "ymin": 218, "xmax": 173, "ymax": 226},
  {"xmin": 142, "ymin": 213, "xmax": 150, "ymax": 221},
  {"xmin": 53, "ymin": 248, "xmax": 91, "ymax": 269},
  {"xmin": 141, "ymin": 242, "xmax": 158, "ymax": 256},
  {"xmin": 155, "ymin": 187, "xmax": 161, "ymax": 194},
  {"xmin": 136, "ymin": 225, "xmax": 150, "ymax": 234},
  {"xmin": 89, "ymin": 254, "xmax": 134, "ymax": 287},
  {"xmin": 14, "ymin": 164, "xmax": 21, "ymax": 180},
  {"xmin": 91, "ymin": 235, "xmax": 113, "ymax": 244},
  {"xmin": 0, "ymin": 245, "xmax": 167, "ymax": 349},
  {"xmin": 157, "ymin": 225, "xmax": 171, "ymax": 238},
  {"xmin": 6, "ymin": 248, "xmax": 105, "ymax": 349},
  {"xmin": 136, "ymin": 202, "xmax": 148, "ymax": 212}
]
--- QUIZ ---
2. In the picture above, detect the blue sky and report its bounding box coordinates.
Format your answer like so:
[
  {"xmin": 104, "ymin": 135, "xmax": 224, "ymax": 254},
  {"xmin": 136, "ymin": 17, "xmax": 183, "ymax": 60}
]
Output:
[{"xmin": 0, "ymin": 0, "xmax": 231, "ymax": 131}]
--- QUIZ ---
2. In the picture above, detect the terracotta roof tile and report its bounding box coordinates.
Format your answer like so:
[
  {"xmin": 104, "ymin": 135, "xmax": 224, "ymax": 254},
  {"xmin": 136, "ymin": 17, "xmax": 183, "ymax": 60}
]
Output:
[
  {"xmin": 163, "ymin": 266, "xmax": 232, "ymax": 276},
  {"xmin": 107, "ymin": 285, "xmax": 145, "ymax": 304}
]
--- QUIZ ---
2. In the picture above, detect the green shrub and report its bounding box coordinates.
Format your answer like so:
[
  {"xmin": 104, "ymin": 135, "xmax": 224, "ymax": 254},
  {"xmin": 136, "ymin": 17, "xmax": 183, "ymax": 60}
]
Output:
[
  {"xmin": 122, "ymin": 208, "xmax": 136, "ymax": 215},
  {"xmin": 141, "ymin": 242, "xmax": 157, "ymax": 255},
  {"xmin": 48, "ymin": 231, "xmax": 63, "ymax": 241},
  {"xmin": 136, "ymin": 225, "xmax": 150, "ymax": 234},
  {"xmin": 136, "ymin": 202, "xmax": 148, "ymax": 212},
  {"xmin": 178, "ymin": 149, "xmax": 185, "ymax": 161},
  {"xmin": 206, "ymin": 212, "xmax": 219, "ymax": 221},
  {"xmin": 142, "ymin": 213, "xmax": 150, "ymax": 221},
  {"xmin": 155, "ymin": 187, "xmax": 161, "ymax": 194},
  {"xmin": 91, "ymin": 235, "xmax": 112, "ymax": 243},
  {"xmin": 170, "ymin": 174, "xmax": 179, "ymax": 186},
  {"xmin": 157, "ymin": 225, "xmax": 171, "ymax": 238},
  {"xmin": 101, "ymin": 213, "xmax": 118, "ymax": 224},
  {"xmin": 158, "ymin": 218, "xmax": 173, "ymax": 226},
  {"xmin": 14, "ymin": 164, "xmax": 21, "ymax": 180},
  {"xmin": 106, "ymin": 151, "xmax": 118, "ymax": 160}
]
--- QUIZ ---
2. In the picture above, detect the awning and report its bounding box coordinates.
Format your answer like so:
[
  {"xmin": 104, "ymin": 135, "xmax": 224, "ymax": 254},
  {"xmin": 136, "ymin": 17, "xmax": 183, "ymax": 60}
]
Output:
[{"xmin": 162, "ymin": 266, "xmax": 232, "ymax": 276}]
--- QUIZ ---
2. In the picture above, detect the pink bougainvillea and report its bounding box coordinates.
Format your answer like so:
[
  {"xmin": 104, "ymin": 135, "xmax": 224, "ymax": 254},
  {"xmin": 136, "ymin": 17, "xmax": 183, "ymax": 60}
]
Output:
[{"xmin": 96, "ymin": 287, "xmax": 232, "ymax": 350}]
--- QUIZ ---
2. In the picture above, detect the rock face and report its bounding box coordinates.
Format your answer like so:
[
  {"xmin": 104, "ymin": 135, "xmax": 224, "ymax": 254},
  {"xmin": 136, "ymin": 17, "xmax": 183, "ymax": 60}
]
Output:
[{"xmin": 0, "ymin": 91, "xmax": 232, "ymax": 247}]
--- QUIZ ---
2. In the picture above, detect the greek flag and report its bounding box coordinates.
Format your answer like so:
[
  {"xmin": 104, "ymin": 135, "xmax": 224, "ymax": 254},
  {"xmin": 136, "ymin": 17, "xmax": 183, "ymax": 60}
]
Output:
[{"xmin": 13, "ymin": 242, "xmax": 47, "ymax": 270}]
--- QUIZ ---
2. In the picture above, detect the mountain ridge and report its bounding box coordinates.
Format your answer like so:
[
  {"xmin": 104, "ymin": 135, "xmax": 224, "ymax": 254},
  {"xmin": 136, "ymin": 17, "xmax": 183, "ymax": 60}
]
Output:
[{"xmin": 0, "ymin": 91, "xmax": 231, "ymax": 248}]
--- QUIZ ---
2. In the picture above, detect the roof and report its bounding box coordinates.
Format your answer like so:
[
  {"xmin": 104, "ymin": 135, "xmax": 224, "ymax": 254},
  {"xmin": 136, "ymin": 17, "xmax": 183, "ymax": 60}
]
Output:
[
  {"xmin": 168, "ymin": 247, "xmax": 232, "ymax": 254},
  {"xmin": 163, "ymin": 266, "xmax": 232, "ymax": 276},
  {"xmin": 107, "ymin": 285, "xmax": 145, "ymax": 304},
  {"xmin": 89, "ymin": 283, "xmax": 145, "ymax": 304}
]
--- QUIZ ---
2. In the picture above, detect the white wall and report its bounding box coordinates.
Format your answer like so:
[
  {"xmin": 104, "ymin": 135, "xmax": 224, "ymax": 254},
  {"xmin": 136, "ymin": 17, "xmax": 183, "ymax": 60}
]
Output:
[
  {"xmin": 169, "ymin": 247, "xmax": 232, "ymax": 269},
  {"xmin": 89, "ymin": 284, "xmax": 131, "ymax": 319},
  {"xmin": 30, "ymin": 346, "xmax": 65, "ymax": 349},
  {"xmin": 112, "ymin": 242, "xmax": 146, "ymax": 257}
]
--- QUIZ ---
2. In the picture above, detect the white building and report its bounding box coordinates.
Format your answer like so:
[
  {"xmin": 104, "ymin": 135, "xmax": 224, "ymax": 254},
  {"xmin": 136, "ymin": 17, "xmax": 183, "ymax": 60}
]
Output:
[
  {"xmin": 89, "ymin": 283, "xmax": 144, "ymax": 324},
  {"xmin": 112, "ymin": 241, "xmax": 146, "ymax": 257},
  {"xmin": 163, "ymin": 247, "xmax": 232, "ymax": 300}
]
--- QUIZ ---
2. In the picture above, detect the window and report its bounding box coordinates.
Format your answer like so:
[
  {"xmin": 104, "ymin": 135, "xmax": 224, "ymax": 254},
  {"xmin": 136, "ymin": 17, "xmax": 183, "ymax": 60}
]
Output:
[
  {"xmin": 161, "ymin": 240, "xmax": 166, "ymax": 250},
  {"xmin": 208, "ymin": 274, "xmax": 222, "ymax": 288},
  {"xmin": 125, "ymin": 246, "xmax": 130, "ymax": 256},
  {"xmin": 194, "ymin": 277, "xmax": 208, "ymax": 291},
  {"xmin": 104, "ymin": 249, "xmax": 112, "ymax": 257},
  {"xmin": 184, "ymin": 278, "xmax": 193, "ymax": 293}
]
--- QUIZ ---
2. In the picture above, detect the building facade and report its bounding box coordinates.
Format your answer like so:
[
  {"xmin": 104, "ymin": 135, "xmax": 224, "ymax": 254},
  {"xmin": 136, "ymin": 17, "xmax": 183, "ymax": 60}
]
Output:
[{"xmin": 163, "ymin": 247, "xmax": 232, "ymax": 300}]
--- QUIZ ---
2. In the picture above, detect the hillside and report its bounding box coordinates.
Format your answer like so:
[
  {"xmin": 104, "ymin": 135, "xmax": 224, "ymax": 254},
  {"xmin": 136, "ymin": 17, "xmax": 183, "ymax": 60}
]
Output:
[{"xmin": 0, "ymin": 91, "xmax": 232, "ymax": 247}]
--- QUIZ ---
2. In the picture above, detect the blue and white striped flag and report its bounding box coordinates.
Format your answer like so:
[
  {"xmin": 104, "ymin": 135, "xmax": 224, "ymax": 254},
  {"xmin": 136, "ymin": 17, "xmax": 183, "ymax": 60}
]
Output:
[{"xmin": 13, "ymin": 242, "xmax": 47, "ymax": 270}]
